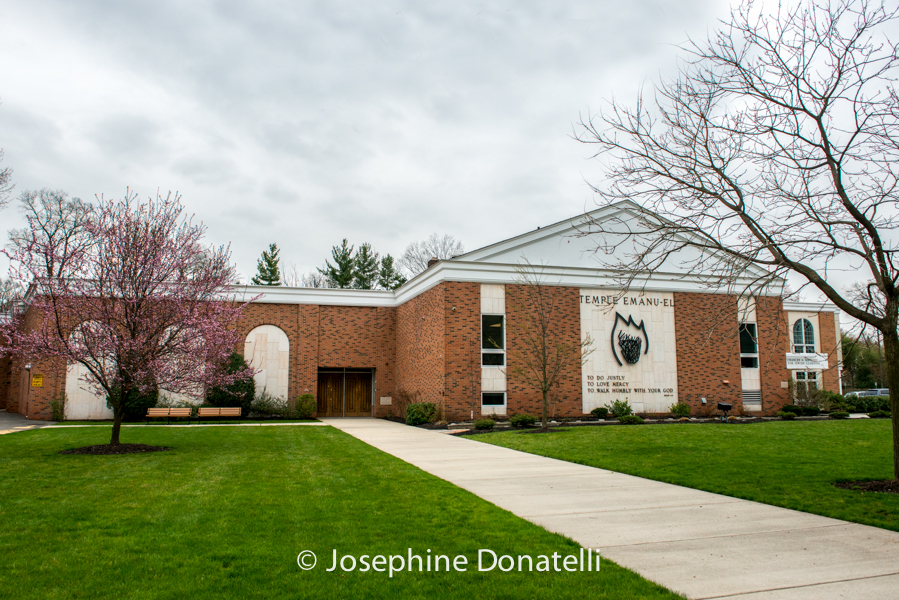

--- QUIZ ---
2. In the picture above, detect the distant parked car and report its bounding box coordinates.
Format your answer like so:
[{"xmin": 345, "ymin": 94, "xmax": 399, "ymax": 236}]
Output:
[
  {"xmin": 845, "ymin": 391, "xmax": 862, "ymax": 400},
  {"xmin": 866, "ymin": 388, "xmax": 890, "ymax": 397}
]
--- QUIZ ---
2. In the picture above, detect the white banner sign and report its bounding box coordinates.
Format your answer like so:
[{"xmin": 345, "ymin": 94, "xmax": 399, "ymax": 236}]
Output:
[{"xmin": 786, "ymin": 353, "xmax": 829, "ymax": 370}]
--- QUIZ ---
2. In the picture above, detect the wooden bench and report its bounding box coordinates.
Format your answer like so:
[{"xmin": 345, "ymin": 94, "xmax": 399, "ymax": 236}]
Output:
[
  {"xmin": 145, "ymin": 407, "xmax": 193, "ymax": 425},
  {"xmin": 197, "ymin": 406, "xmax": 242, "ymax": 424}
]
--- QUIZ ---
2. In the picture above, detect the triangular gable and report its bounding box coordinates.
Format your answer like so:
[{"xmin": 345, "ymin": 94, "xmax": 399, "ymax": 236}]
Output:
[{"xmin": 451, "ymin": 200, "xmax": 774, "ymax": 283}]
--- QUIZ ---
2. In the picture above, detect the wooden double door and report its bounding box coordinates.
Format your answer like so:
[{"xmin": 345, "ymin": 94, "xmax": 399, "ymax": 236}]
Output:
[{"xmin": 317, "ymin": 370, "xmax": 373, "ymax": 417}]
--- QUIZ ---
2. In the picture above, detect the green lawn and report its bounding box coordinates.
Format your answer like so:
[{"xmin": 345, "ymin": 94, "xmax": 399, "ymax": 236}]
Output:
[
  {"xmin": 52, "ymin": 419, "xmax": 318, "ymax": 426},
  {"xmin": 0, "ymin": 426, "xmax": 681, "ymax": 600},
  {"xmin": 467, "ymin": 420, "xmax": 899, "ymax": 531}
]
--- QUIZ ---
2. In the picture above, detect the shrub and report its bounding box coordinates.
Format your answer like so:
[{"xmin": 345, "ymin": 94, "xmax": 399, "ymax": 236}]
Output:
[
  {"xmin": 590, "ymin": 407, "xmax": 609, "ymax": 419},
  {"xmin": 814, "ymin": 389, "xmax": 844, "ymax": 412},
  {"xmin": 846, "ymin": 396, "xmax": 890, "ymax": 413},
  {"xmin": 510, "ymin": 413, "xmax": 537, "ymax": 428},
  {"xmin": 250, "ymin": 390, "xmax": 289, "ymax": 417},
  {"xmin": 868, "ymin": 410, "xmax": 891, "ymax": 419},
  {"xmin": 120, "ymin": 386, "xmax": 159, "ymax": 420},
  {"xmin": 474, "ymin": 419, "xmax": 495, "ymax": 430},
  {"xmin": 206, "ymin": 352, "xmax": 255, "ymax": 416},
  {"xmin": 776, "ymin": 410, "xmax": 797, "ymax": 420},
  {"xmin": 830, "ymin": 411, "xmax": 850, "ymax": 419},
  {"xmin": 618, "ymin": 414, "xmax": 644, "ymax": 425},
  {"xmin": 405, "ymin": 402, "xmax": 438, "ymax": 425},
  {"xmin": 669, "ymin": 403, "xmax": 691, "ymax": 418},
  {"xmin": 156, "ymin": 395, "xmax": 197, "ymax": 410},
  {"xmin": 392, "ymin": 388, "xmax": 421, "ymax": 420},
  {"xmin": 783, "ymin": 404, "xmax": 820, "ymax": 416},
  {"xmin": 606, "ymin": 399, "xmax": 633, "ymax": 417},
  {"xmin": 50, "ymin": 393, "xmax": 67, "ymax": 421},
  {"xmin": 295, "ymin": 394, "xmax": 317, "ymax": 419}
]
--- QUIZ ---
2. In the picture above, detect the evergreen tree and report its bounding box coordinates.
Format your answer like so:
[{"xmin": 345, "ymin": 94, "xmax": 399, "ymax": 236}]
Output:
[
  {"xmin": 251, "ymin": 243, "xmax": 282, "ymax": 286},
  {"xmin": 352, "ymin": 243, "xmax": 380, "ymax": 289},
  {"xmin": 378, "ymin": 254, "xmax": 406, "ymax": 290},
  {"xmin": 318, "ymin": 239, "xmax": 355, "ymax": 288}
]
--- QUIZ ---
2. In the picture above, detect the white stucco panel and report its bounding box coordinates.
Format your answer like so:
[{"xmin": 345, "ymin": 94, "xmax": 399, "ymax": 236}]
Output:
[
  {"xmin": 244, "ymin": 325, "xmax": 290, "ymax": 401},
  {"xmin": 480, "ymin": 284, "xmax": 506, "ymax": 314},
  {"xmin": 64, "ymin": 363, "xmax": 113, "ymax": 420},
  {"xmin": 580, "ymin": 289, "xmax": 678, "ymax": 414}
]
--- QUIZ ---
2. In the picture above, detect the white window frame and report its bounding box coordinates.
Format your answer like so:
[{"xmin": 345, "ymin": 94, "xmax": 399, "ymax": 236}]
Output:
[
  {"xmin": 481, "ymin": 314, "xmax": 506, "ymax": 367},
  {"xmin": 793, "ymin": 319, "xmax": 816, "ymax": 354},
  {"xmin": 739, "ymin": 322, "xmax": 759, "ymax": 369},
  {"xmin": 481, "ymin": 391, "xmax": 507, "ymax": 408}
]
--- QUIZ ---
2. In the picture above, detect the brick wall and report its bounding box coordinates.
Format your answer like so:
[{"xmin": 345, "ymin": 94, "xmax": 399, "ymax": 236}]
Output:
[
  {"xmin": 238, "ymin": 302, "xmax": 397, "ymax": 415},
  {"xmin": 817, "ymin": 311, "xmax": 841, "ymax": 393},
  {"xmin": 756, "ymin": 296, "xmax": 791, "ymax": 413},
  {"xmin": 318, "ymin": 305, "xmax": 396, "ymax": 410},
  {"xmin": 2, "ymin": 286, "xmax": 823, "ymax": 421},
  {"xmin": 395, "ymin": 284, "xmax": 446, "ymax": 415},
  {"xmin": 673, "ymin": 292, "xmax": 743, "ymax": 415},
  {"xmin": 4, "ymin": 306, "xmax": 69, "ymax": 420},
  {"xmin": 0, "ymin": 355, "xmax": 10, "ymax": 410},
  {"xmin": 505, "ymin": 284, "xmax": 583, "ymax": 419},
  {"xmin": 237, "ymin": 303, "xmax": 302, "ymax": 404},
  {"xmin": 442, "ymin": 282, "xmax": 481, "ymax": 421}
]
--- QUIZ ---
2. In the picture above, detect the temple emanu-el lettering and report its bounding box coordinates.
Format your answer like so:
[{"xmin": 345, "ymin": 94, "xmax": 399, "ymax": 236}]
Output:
[{"xmin": 1, "ymin": 201, "xmax": 841, "ymax": 421}]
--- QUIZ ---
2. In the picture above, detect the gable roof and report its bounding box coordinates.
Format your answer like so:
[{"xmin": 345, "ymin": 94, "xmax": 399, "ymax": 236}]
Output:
[{"xmin": 237, "ymin": 200, "xmax": 784, "ymax": 307}]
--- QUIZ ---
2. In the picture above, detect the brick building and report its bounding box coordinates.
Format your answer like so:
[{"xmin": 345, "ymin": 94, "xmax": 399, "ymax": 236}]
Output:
[{"xmin": 1, "ymin": 202, "xmax": 841, "ymax": 421}]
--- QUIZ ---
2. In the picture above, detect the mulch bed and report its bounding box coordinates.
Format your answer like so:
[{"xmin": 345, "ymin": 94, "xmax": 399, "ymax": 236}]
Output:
[
  {"xmin": 833, "ymin": 480, "xmax": 899, "ymax": 494},
  {"xmin": 60, "ymin": 444, "xmax": 171, "ymax": 455}
]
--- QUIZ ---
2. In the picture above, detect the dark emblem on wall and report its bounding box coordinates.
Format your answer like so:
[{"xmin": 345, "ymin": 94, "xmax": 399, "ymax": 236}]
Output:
[{"xmin": 611, "ymin": 313, "xmax": 649, "ymax": 366}]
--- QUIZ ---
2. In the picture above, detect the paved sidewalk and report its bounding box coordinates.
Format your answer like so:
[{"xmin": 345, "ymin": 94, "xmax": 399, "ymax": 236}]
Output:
[
  {"xmin": 323, "ymin": 418, "xmax": 899, "ymax": 600},
  {"xmin": 0, "ymin": 410, "xmax": 54, "ymax": 435}
]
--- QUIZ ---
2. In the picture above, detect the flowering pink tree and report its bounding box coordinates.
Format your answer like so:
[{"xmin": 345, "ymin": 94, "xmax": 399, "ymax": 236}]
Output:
[{"xmin": 2, "ymin": 190, "xmax": 254, "ymax": 445}]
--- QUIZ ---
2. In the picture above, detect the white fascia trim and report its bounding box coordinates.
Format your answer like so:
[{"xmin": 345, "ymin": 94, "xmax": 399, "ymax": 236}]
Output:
[
  {"xmin": 783, "ymin": 301, "xmax": 840, "ymax": 313},
  {"xmin": 227, "ymin": 285, "xmax": 397, "ymax": 307},
  {"xmin": 396, "ymin": 261, "xmax": 783, "ymax": 305},
  {"xmin": 222, "ymin": 263, "xmax": 784, "ymax": 309}
]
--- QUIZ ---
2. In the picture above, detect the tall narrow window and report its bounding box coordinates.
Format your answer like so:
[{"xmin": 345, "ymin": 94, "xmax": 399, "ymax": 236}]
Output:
[
  {"xmin": 482, "ymin": 315, "xmax": 505, "ymax": 366},
  {"xmin": 739, "ymin": 323, "xmax": 758, "ymax": 368},
  {"xmin": 793, "ymin": 319, "xmax": 815, "ymax": 353}
]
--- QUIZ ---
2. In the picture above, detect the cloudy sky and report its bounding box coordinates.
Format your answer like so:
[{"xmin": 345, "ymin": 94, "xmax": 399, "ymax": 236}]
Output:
[{"xmin": 1, "ymin": 0, "xmax": 736, "ymax": 280}]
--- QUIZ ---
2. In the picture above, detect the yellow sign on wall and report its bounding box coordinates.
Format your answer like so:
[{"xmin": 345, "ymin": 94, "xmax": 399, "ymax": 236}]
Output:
[{"xmin": 31, "ymin": 374, "xmax": 43, "ymax": 388}]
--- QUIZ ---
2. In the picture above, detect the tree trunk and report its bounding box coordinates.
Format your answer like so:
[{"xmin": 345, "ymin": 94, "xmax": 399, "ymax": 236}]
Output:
[
  {"xmin": 881, "ymin": 326, "xmax": 899, "ymax": 481},
  {"xmin": 541, "ymin": 388, "xmax": 548, "ymax": 429},
  {"xmin": 110, "ymin": 407, "xmax": 123, "ymax": 445}
]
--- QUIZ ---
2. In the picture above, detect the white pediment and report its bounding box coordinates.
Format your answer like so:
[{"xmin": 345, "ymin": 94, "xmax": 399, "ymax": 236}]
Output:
[{"xmin": 452, "ymin": 201, "xmax": 775, "ymax": 288}]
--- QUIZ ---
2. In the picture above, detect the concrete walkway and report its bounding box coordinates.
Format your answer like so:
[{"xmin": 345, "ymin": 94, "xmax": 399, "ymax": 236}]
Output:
[
  {"xmin": 0, "ymin": 409, "xmax": 54, "ymax": 435},
  {"xmin": 323, "ymin": 418, "xmax": 899, "ymax": 600}
]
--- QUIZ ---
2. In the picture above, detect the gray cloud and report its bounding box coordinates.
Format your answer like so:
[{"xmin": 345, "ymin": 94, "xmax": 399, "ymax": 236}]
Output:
[{"xmin": 0, "ymin": 0, "xmax": 730, "ymax": 277}]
